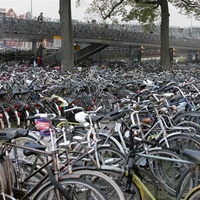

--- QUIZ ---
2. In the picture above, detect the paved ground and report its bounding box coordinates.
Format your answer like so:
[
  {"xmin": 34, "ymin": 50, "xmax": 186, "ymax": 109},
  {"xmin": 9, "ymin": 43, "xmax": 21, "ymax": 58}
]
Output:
[{"xmin": 158, "ymin": 187, "xmax": 175, "ymax": 200}]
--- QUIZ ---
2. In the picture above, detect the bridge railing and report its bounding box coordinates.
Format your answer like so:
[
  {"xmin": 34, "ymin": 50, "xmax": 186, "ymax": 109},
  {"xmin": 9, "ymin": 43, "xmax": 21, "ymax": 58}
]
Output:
[
  {"xmin": 0, "ymin": 17, "xmax": 61, "ymax": 36},
  {"xmin": 0, "ymin": 17, "xmax": 200, "ymax": 49}
]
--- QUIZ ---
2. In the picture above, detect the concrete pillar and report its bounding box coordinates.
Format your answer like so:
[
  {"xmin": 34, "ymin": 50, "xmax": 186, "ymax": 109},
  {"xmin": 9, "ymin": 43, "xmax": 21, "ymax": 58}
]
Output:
[
  {"xmin": 130, "ymin": 46, "xmax": 141, "ymax": 65},
  {"xmin": 138, "ymin": 48, "xmax": 141, "ymax": 62},
  {"xmin": 169, "ymin": 48, "xmax": 174, "ymax": 63},
  {"xmin": 36, "ymin": 44, "xmax": 43, "ymax": 58},
  {"xmin": 195, "ymin": 53, "xmax": 199, "ymax": 63},
  {"xmin": 187, "ymin": 54, "xmax": 193, "ymax": 63},
  {"xmin": 32, "ymin": 40, "xmax": 37, "ymax": 56}
]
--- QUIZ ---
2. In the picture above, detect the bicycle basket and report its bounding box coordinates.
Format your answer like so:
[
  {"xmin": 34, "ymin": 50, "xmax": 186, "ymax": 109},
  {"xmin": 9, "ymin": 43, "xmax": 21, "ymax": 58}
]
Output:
[{"xmin": 35, "ymin": 118, "xmax": 50, "ymax": 136}]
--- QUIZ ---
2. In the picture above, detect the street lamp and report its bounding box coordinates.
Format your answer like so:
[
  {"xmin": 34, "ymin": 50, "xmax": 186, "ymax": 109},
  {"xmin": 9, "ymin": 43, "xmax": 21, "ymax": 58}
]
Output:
[
  {"xmin": 189, "ymin": 15, "xmax": 193, "ymax": 38},
  {"xmin": 30, "ymin": 0, "xmax": 32, "ymax": 19}
]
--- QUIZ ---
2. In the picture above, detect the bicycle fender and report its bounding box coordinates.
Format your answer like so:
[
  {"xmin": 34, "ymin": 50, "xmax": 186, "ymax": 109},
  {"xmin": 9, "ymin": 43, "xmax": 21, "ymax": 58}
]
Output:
[
  {"xmin": 99, "ymin": 132, "xmax": 125, "ymax": 153},
  {"xmin": 130, "ymin": 173, "xmax": 145, "ymax": 200}
]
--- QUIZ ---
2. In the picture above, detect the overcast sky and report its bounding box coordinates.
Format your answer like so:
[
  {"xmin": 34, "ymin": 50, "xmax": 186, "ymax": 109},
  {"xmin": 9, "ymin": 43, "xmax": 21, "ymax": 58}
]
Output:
[{"xmin": 0, "ymin": 0, "xmax": 199, "ymax": 28}]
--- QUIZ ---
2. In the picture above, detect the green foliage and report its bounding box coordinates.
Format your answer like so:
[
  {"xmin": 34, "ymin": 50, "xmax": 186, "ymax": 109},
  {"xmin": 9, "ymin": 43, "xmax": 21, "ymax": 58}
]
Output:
[
  {"xmin": 79, "ymin": 0, "xmax": 160, "ymax": 26},
  {"xmin": 122, "ymin": 2, "xmax": 160, "ymax": 24},
  {"xmin": 76, "ymin": 0, "xmax": 200, "ymax": 23},
  {"xmin": 169, "ymin": 0, "xmax": 200, "ymax": 20}
]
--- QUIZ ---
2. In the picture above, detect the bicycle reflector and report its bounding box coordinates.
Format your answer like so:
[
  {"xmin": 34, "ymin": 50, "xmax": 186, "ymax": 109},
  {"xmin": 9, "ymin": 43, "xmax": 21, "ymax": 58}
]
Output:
[
  {"xmin": 25, "ymin": 106, "xmax": 30, "ymax": 110},
  {"xmin": 5, "ymin": 108, "xmax": 10, "ymax": 112},
  {"xmin": 14, "ymin": 104, "xmax": 20, "ymax": 109}
]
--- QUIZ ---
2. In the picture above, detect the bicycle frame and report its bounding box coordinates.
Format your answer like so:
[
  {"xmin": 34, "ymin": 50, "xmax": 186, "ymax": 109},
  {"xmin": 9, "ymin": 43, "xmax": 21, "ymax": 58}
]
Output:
[
  {"xmin": 4, "ymin": 140, "xmax": 52, "ymax": 199},
  {"xmin": 100, "ymin": 145, "xmax": 193, "ymax": 200},
  {"xmin": 1, "ymin": 114, "xmax": 73, "ymax": 200}
]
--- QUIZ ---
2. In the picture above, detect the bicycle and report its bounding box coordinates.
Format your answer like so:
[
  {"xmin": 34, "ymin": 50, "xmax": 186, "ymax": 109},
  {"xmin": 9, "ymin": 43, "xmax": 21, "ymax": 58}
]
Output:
[
  {"xmin": 107, "ymin": 126, "xmax": 193, "ymax": 200},
  {"xmin": 21, "ymin": 114, "xmax": 125, "ymax": 200},
  {"xmin": 176, "ymin": 148, "xmax": 200, "ymax": 200},
  {"xmin": 0, "ymin": 115, "xmax": 109, "ymax": 200}
]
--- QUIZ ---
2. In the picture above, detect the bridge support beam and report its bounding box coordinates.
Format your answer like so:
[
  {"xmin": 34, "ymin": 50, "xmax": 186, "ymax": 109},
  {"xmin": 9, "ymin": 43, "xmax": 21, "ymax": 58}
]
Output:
[
  {"xmin": 169, "ymin": 48, "xmax": 174, "ymax": 63},
  {"xmin": 195, "ymin": 53, "xmax": 199, "ymax": 63},
  {"xmin": 32, "ymin": 41, "xmax": 37, "ymax": 56},
  {"xmin": 130, "ymin": 46, "xmax": 141, "ymax": 66},
  {"xmin": 36, "ymin": 43, "xmax": 43, "ymax": 58}
]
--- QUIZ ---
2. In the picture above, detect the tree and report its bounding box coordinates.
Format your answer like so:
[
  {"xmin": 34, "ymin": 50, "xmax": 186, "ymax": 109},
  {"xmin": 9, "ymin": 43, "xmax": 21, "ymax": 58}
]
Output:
[
  {"xmin": 59, "ymin": 0, "xmax": 74, "ymax": 72},
  {"xmin": 79, "ymin": 0, "xmax": 200, "ymax": 70}
]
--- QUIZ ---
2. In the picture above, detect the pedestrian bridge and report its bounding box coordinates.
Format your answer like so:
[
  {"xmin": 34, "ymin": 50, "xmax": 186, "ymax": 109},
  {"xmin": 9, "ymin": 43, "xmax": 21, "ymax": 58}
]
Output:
[{"xmin": 0, "ymin": 17, "xmax": 200, "ymax": 50}]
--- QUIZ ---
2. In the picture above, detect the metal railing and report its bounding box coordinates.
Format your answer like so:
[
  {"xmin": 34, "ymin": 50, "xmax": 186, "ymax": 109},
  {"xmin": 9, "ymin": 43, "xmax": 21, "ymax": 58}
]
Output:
[{"xmin": 0, "ymin": 17, "xmax": 200, "ymax": 49}]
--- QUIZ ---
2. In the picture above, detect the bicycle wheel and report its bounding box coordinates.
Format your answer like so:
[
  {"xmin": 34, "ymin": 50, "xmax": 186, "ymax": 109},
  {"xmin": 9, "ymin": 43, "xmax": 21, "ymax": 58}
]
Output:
[
  {"xmin": 185, "ymin": 188, "xmax": 200, "ymax": 200},
  {"xmin": 135, "ymin": 148, "xmax": 189, "ymax": 196},
  {"xmin": 33, "ymin": 178, "xmax": 108, "ymax": 200},
  {"xmin": 159, "ymin": 132, "xmax": 200, "ymax": 154},
  {"xmin": 0, "ymin": 162, "xmax": 8, "ymax": 193},
  {"xmin": 98, "ymin": 131, "xmax": 125, "ymax": 153},
  {"xmin": 10, "ymin": 133, "xmax": 48, "ymax": 166},
  {"xmin": 16, "ymin": 159, "xmax": 46, "ymax": 191},
  {"xmin": 176, "ymin": 166, "xmax": 200, "ymax": 199},
  {"xmin": 73, "ymin": 146, "xmax": 126, "ymax": 169},
  {"xmin": 177, "ymin": 121, "xmax": 200, "ymax": 133},
  {"xmin": 1, "ymin": 110, "xmax": 11, "ymax": 129},
  {"xmin": 95, "ymin": 146, "xmax": 126, "ymax": 168},
  {"xmin": 99, "ymin": 169, "xmax": 142, "ymax": 200},
  {"xmin": 173, "ymin": 111, "xmax": 200, "ymax": 127},
  {"xmin": 71, "ymin": 169, "xmax": 125, "ymax": 200},
  {"xmin": 136, "ymin": 167, "xmax": 158, "ymax": 200}
]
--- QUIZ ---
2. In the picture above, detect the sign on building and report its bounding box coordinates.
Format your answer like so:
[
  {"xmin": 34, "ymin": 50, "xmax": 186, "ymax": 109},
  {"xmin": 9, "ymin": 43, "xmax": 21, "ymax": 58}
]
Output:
[{"xmin": 53, "ymin": 36, "xmax": 61, "ymax": 48}]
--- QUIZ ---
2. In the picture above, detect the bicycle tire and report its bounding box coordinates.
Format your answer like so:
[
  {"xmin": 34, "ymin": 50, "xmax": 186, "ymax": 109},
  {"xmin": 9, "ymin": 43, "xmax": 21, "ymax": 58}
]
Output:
[
  {"xmin": 136, "ymin": 167, "xmax": 158, "ymax": 200},
  {"xmin": 173, "ymin": 111, "xmax": 200, "ymax": 125},
  {"xmin": 10, "ymin": 133, "xmax": 47, "ymax": 163},
  {"xmin": 159, "ymin": 132, "xmax": 200, "ymax": 154},
  {"xmin": 33, "ymin": 178, "xmax": 108, "ymax": 200},
  {"xmin": 2, "ymin": 110, "xmax": 11, "ymax": 128},
  {"xmin": 0, "ymin": 162, "xmax": 8, "ymax": 193},
  {"xmin": 135, "ymin": 148, "xmax": 189, "ymax": 196},
  {"xmin": 95, "ymin": 146, "xmax": 126, "ymax": 168},
  {"xmin": 176, "ymin": 166, "xmax": 199, "ymax": 199},
  {"xmin": 177, "ymin": 121, "xmax": 200, "ymax": 133},
  {"xmin": 98, "ymin": 131, "xmax": 126, "ymax": 153},
  {"xmin": 9, "ymin": 108, "xmax": 20, "ymax": 128},
  {"xmin": 15, "ymin": 159, "xmax": 46, "ymax": 191},
  {"xmin": 71, "ymin": 169, "xmax": 125, "ymax": 200},
  {"xmin": 185, "ymin": 188, "xmax": 200, "ymax": 200},
  {"xmin": 99, "ymin": 169, "xmax": 142, "ymax": 200},
  {"xmin": 1, "ymin": 158, "xmax": 17, "ymax": 194},
  {"xmin": 72, "ymin": 146, "xmax": 126, "ymax": 170}
]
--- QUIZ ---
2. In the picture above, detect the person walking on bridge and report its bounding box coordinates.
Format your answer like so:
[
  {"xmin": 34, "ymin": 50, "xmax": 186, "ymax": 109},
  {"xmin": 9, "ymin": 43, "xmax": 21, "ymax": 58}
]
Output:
[{"xmin": 37, "ymin": 12, "xmax": 43, "ymax": 21}]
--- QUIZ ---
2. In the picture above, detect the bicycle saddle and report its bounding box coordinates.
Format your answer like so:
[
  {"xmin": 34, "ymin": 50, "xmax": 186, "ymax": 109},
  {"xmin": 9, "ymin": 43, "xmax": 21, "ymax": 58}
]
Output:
[
  {"xmin": 23, "ymin": 140, "xmax": 47, "ymax": 156},
  {"xmin": 0, "ymin": 128, "xmax": 28, "ymax": 141}
]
